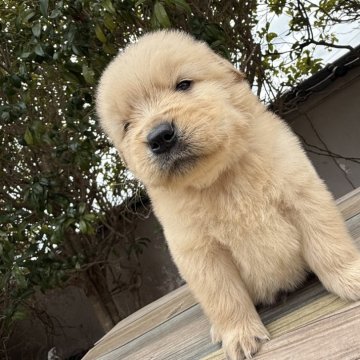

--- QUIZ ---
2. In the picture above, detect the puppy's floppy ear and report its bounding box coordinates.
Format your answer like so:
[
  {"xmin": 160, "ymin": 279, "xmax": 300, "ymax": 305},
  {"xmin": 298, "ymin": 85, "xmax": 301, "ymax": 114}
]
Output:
[{"xmin": 213, "ymin": 52, "xmax": 246, "ymax": 81}]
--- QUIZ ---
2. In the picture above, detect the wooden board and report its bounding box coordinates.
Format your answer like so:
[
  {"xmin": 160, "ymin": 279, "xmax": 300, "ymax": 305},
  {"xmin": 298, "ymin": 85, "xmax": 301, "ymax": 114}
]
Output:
[
  {"xmin": 255, "ymin": 301, "xmax": 360, "ymax": 360},
  {"xmin": 203, "ymin": 294, "xmax": 355, "ymax": 360},
  {"xmin": 95, "ymin": 285, "xmax": 194, "ymax": 348},
  {"xmin": 83, "ymin": 187, "xmax": 360, "ymax": 360},
  {"xmin": 337, "ymin": 187, "xmax": 360, "ymax": 220}
]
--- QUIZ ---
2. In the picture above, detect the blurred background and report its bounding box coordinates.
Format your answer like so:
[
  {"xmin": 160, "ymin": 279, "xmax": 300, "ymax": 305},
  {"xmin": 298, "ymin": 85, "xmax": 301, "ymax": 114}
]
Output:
[{"xmin": 1, "ymin": 0, "xmax": 359, "ymax": 359}]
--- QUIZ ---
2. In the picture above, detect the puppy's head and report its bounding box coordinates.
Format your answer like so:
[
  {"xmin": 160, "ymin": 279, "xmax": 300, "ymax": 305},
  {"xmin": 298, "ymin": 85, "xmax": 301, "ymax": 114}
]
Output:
[{"xmin": 97, "ymin": 31, "xmax": 255, "ymax": 189}]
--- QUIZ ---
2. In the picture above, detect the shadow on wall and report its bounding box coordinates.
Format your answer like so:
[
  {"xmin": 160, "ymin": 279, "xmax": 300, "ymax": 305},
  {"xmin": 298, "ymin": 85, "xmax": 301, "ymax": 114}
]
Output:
[
  {"xmin": 7, "ymin": 208, "xmax": 183, "ymax": 360},
  {"xmin": 7, "ymin": 286, "xmax": 103, "ymax": 360},
  {"xmin": 282, "ymin": 48, "xmax": 360, "ymax": 199}
]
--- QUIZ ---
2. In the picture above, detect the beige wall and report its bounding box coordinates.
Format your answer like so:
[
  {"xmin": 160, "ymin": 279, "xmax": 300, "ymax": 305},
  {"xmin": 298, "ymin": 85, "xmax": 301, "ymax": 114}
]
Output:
[{"xmin": 285, "ymin": 67, "xmax": 360, "ymax": 199}]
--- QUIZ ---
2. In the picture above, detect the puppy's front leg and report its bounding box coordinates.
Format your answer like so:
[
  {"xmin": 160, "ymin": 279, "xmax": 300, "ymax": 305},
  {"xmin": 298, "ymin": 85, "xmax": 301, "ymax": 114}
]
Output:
[
  {"xmin": 173, "ymin": 243, "xmax": 269, "ymax": 359},
  {"xmin": 290, "ymin": 184, "xmax": 360, "ymax": 301}
]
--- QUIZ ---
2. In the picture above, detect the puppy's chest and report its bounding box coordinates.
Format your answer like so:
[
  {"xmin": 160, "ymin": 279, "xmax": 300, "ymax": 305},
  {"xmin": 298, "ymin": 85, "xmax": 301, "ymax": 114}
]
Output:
[
  {"xmin": 154, "ymin": 188, "xmax": 304, "ymax": 302},
  {"xmin": 195, "ymin": 192, "xmax": 304, "ymax": 300},
  {"xmin": 194, "ymin": 188, "xmax": 288, "ymax": 236},
  {"xmin": 164, "ymin": 188, "xmax": 295, "ymax": 245}
]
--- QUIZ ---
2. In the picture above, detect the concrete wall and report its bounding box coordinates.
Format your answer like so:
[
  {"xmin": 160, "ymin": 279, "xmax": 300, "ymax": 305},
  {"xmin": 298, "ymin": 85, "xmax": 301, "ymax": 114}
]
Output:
[{"xmin": 285, "ymin": 66, "xmax": 360, "ymax": 199}]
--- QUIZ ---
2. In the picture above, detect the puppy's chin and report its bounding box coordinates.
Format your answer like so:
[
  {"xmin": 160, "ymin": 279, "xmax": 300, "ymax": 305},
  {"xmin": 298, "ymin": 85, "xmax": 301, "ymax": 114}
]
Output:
[
  {"xmin": 153, "ymin": 152, "xmax": 199, "ymax": 177},
  {"xmin": 138, "ymin": 147, "xmax": 231, "ymax": 190},
  {"xmin": 150, "ymin": 138, "xmax": 201, "ymax": 176},
  {"xmin": 133, "ymin": 124, "xmax": 249, "ymax": 190}
]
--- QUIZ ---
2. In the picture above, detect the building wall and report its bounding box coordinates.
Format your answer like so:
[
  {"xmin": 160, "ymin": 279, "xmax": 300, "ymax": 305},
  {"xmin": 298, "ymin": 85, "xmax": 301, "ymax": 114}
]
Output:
[
  {"xmin": 8, "ymin": 286, "xmax": 104, "ymax": 360},
  {"xmin": 285, "ymin": 66, "xmax": 360, "ymax": 199}
]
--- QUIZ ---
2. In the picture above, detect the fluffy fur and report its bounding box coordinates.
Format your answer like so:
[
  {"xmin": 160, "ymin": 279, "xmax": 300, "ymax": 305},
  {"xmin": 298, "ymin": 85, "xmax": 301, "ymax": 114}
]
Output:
[{"xmin": 97, "ymin": 31, "xmax": 360, "ymax": 359}]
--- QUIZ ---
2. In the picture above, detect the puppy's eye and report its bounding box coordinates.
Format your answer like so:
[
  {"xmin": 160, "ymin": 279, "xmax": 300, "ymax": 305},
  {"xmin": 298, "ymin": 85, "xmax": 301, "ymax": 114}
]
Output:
[
  {"xmin": 176, "ymin": 80, "xmax": 192, "ymax": 91},
  {"xmin": 123, "ymin": 121, "xmax": 130, "ymax": 132}
]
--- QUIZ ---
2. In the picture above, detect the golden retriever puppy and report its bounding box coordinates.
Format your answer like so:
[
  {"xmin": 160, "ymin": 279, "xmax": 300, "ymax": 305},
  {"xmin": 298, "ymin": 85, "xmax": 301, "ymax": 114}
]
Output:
[{"xmin": 96, "ymin": 30, "xmax": 360, "ymax": 359}]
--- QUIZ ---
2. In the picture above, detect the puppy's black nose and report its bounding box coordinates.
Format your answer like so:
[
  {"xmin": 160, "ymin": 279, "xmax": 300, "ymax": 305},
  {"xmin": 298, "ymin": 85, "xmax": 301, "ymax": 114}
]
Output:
[{"xmin": 147, "ymin": 122, "xmax": 177, "ymax": 154}]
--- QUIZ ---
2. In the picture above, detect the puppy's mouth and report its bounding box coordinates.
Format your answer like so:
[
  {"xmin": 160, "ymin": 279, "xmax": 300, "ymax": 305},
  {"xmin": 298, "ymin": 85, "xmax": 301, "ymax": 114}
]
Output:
[{"xmin": 150, "ymin": 137, "xmax": 200, "ymax": 176}]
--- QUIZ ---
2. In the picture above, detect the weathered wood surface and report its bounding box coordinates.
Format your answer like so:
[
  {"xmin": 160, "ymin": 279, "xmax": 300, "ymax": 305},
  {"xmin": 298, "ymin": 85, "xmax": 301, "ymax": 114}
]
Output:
[
  {"xmin": 91, "ymin": 285, "xmax": 195, "ymax": 357},
  {"xmin": 83, "ymin": 187, "xmax": 360, "ymax": 360},
  {"xmin": 251, "ymin": 301, "xmax": 360, "ymax": 360}
]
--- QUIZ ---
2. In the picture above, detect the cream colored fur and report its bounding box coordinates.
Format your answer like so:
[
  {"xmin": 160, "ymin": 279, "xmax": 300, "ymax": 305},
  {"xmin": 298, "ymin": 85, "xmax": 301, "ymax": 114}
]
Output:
[{"xmin": 97, "ymin": 30, "xmax": 360, "ymax": 359}]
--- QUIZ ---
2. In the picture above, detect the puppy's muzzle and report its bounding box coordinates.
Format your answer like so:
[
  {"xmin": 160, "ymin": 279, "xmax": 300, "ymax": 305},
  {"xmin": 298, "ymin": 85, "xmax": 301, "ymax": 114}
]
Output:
[{"xmin": 147, "ymin": 122, "xmax": 177, "ymax": 154}]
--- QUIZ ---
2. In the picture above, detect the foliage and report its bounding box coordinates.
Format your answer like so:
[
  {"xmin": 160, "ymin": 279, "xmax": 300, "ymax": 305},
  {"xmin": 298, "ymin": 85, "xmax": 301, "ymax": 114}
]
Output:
[{"xmin": 0, "ymin": 0, "xmax": 359, "ymax": 354}]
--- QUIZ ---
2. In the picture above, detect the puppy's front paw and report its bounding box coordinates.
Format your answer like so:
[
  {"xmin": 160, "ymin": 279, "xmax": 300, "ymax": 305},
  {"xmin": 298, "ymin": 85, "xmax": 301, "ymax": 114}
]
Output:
[
  {"xmin": 210, "ymin": 325, "xmax": 222, "ymax": 344},
  {"xmin": 212, "ymin": 321, "xmax": 270, "ymax": 360},
  {"xmin": 325, "ymin": 257, "xmax": 360, "ymax": 301}
]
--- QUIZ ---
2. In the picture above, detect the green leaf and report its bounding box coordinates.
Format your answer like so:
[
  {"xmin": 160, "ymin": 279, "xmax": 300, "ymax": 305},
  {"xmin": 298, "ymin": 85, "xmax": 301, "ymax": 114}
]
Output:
[
  {"xmin": 1, "ymin": 111, "xmax": 10, "ymax": 121},
  {"xmin": 19, "ymin": 63, "xmax": 27, "ymax": 76},
  {"xmin": 62, "ymin": 218, "xmax": 75, "ymax": 230},
  {"xmin": 34, "ymin": 43, "xmax": 45, "ymax": 56},
  {"xmin": 154, "ymin": 2, "xmax": 171, "ymax": 28},
  {"xmin": 78, "ymin": 203, "xmax": 86, "ymax": 215},
  {"xmin": 82, "ymin": 64, "xmax": 95, "ymax": 84},
  {"xmin": 104, "ymin": 14, "xmax": 116, "ymax": 32},
  {"xmin": 39, "ymin": 177, "xmax": 49, "ymax": 186},
  {"xmin": 72, "ymin": 45, "xmax": 81, "ymax": 56},
  {"xmin": 95, "ymin": 24, "xmax": 107, "ymax": 43},
  {"xmin": 103, "ymin": 43, "xmax": 117, "ymax": 55},
  {"xmin": 12, "ymin": 310, "xmax": 27, "ymax": 321},
  {"xmin": 49, "ymin": 8, "xmax": 61, "ymax": 18},
  {"xmin": 67, "ymin": 24, "xmax": 76, "ymax": 44},
  {"xmin": 24, "ymin": 128, "xmax": 34, "ymax": 145},
  {"xmin": 14, "ymin": 272, "xmax": 27, "ymax": 288},
  {"xmin": 32, "ymin": 22, "xmax": 42, "ymax": 38},
  {"xmin": 23, "ymin": 10, "xmax": 36, "ymax": 23},
  {"xmin": 135, "ymin": 0, "xmax": 147, "ymax": 6},
  {"xmin": 103, "ymin": 0, "xmax": 116, "ymax": 14},
  {"xmin": 170, "ymin": 0, "xmax": 191, "ymax": 12},
  {"xmin": 83, "ymin": 213, "xmax": 96, "ymax": 222},
  {"xmin": 266, "ymin": 32, "xmax": 278, "ymax": 43},
  {"xmin": 1, "ymin": 112, "xmax": 10, "ymax": 122},
  {"xmin": 20, "ymin": 51, "xmax": 32, "ymax": 59},
  {"xmin": 40, "ymin": 0, "xmax": 49, "ymax": 17},
  {"xmin": 11, "ymin": 75, "xmax": 22, "ymax": 88},
  {"xmin": 63, "ymin": 71, "xmax": 80, "ymax": 84},
  {"xmin": 79, "ymin": 220, "xmax": 87, "ymax": 233}
]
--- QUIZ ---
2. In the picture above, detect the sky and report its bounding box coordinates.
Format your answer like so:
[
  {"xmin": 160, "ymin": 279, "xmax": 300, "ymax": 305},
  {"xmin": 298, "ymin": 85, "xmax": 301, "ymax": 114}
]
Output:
[
  {"xmin": 251, "ymin": 6, "xmax": 360, "ymax": 101},
  {"xmin": 266, "ymin": 10, "xmax": 360, "ymax": 65}
]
